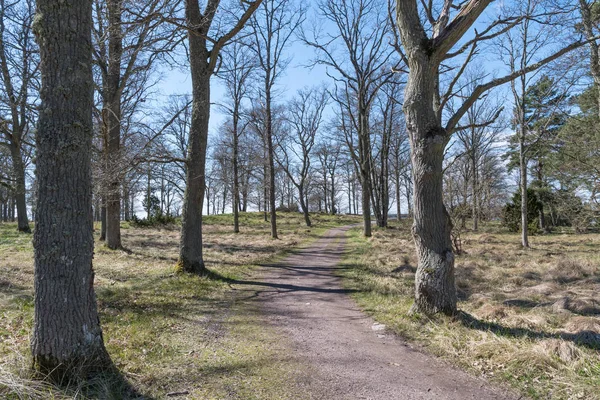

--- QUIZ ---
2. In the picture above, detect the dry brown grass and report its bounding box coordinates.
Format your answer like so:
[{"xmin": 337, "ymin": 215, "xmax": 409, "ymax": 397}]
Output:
[
  {"xmin": 0, "ymin": 212, "xmax": 360, "ymax": 399},
  {"xmin": 342, "ymin": 220, "xmax": 600, "ymax": 400}
]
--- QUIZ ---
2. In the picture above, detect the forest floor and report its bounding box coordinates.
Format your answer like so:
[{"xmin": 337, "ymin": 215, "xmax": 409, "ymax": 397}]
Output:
[
  {"xmin": 0, "ymin": 212, "xmax": 359, "ymax": 399},
  {"xmin": 0, "ymin": 214, "xmax": 599, "ymax": 399}
]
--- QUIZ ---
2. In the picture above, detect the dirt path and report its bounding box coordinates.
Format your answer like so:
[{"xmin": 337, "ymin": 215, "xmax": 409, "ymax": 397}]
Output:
[{"xmin": 232, "ymin": 226, "xmax": 521, "ymax": 400}]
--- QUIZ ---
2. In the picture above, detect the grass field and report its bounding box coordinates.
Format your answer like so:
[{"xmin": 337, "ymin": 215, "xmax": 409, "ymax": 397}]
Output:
[
  {"xmin": 341, "ymin": 219, "xmax": 600, "ymax": 400},
  {"xmin": 4, "ymin": 212, "xmax": 599, "ymax": 399},
  {"xmin": 0, "ymin": 212, "xmax": 360, "ymax": 399}
]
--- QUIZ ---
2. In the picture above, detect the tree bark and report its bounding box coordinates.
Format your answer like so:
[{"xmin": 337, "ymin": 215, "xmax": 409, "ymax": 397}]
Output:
[
  {"xmin": 232, "ymin": 102, "xmax": 240, "ymax": 233},
  {"xmin": 471, "ymin": 151, "xmax": 478, "ymax": 231},
  {"xmin": 330, "ymin": 173, "xmax": 336, "ymax": 215},
  {"xmin": 359, "ymin": 110, "xmax": 372, "ymax": 237},
  {"xmin": 177, "ymin": 0, "xmax": 213, "ymax": 273},
  {"xmin": 104, "ymin": 0, "xmax": 123, "ymax": 250},
  {"xmin": 32, "ymin": 0, "xmax": 110, "ymax": 378},
  {"xmin": 265, "ymin": 83, "xmax": 278, "ymax": 238},
  {"xmin": 519, "ymin": 134, "xmax": 529, "ymax": 247},
  {"xmin": 100, "ymin": 202, "xmax": 106, "ymax": 240},
  {"xmin": 9, "ymin": 144, "xmax": 30, "ymax": 232},
  {"xmin": 396, "ymin": 170, "xmax": 402, "ymax": 221},
  {"xmin": 401, "ymin": 33, "xmax": 456, "ymax": 315},
  {"xmin": 299, "ymin": 185, "xmax": 311, "ymax": 226}
]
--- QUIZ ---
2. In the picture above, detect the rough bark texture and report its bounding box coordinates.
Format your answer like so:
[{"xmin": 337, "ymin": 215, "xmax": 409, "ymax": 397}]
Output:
[
  {"xmin": 100, "ymin": 202, "xmax": 106, "ymax": 240},
  {"xmin": 32, "ymin": 0, "xmax": 110, "ymax": 379},
  {"xmin": 404, "ymin": 65, "xmax": 457, "ymax": 314},
  {"xmin": 396, "ymin": 0, "xmax": 471, "ymax": 315},
  {"xmin": 579, "ymin": 0, "xmax": 600, "ymax": 118},
  {"xmin": 299, "ymin": 189, "xmax": 311, "ymax": 226}
]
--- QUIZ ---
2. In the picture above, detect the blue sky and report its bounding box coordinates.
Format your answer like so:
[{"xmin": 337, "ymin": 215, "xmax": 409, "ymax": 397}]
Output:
[{"xmin": 156, "ymin": 38, "xmax": 331, "ymax": 138}]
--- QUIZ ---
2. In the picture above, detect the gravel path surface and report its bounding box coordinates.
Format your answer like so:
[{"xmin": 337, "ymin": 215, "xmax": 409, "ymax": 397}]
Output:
[{"xmin": 234, "ymin": 226, "xmax": 521, "ymax": 400}]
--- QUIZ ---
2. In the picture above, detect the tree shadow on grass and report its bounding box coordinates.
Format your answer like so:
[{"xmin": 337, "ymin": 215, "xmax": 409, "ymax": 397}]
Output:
[
  {"xmin": 70, "ymin": 361, "xmax": 154, "ymax": 399},
  {"xmin": 456, "ymin": 311, "xmax": 600, "ymax": 351}
]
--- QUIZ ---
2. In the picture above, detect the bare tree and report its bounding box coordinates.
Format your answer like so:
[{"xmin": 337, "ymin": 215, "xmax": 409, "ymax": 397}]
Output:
[
  {"xmin": 0, "ymin": 0, "xmax": 37, "ymax": 233},
  {"xmin": 395, "ymin": 0, "xmax": 588, "ymax": 315},
  {"xmin": 91, "ymin": 0, "xmax": 182, "ymax": 249},
  {"xmin": 370, "ymin": 79, "xmax": 403, "ymax": 227},
  {"xmin": 219, "ymin": 40, "xmax": 255, "ymax": 232},
  {"xmin": 276, "ymin": 86, "xmax": 328, "ymax": 226},
  {"xmin": 175, "ymin": 0, "xmax": 262, "ymax": 273},
  {"xmin": 451, "ymin": 69, "xmax": 504, "ymax": 231},
  {"xmin": 250, "ymin": 0, "xmax": 304, "ymax": 239},
  {"xmin": 389, "ymin": 116, "xmax": 410, "ymax": 221},
  {"xmin": 32, "ymin": 0, "xmax": 111, "ymax": 378},
  {"xmin": 303, "ymin": 0, "xmax": 397, "ymax": 236},
  {"xmin": 316, "ymin": 139, "xmax": 343, "ymax": 214}
]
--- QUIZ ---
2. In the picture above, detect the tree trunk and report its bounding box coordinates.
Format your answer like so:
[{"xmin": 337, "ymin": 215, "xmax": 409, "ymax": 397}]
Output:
[
  {"xmin": 471, "ymin": 153, "xmax": 478, "ymax": 231},
  {"xmin": 263, "ymin": 162, "xmax": 268, "ymax": 221},
  {"xmin": 322, "ymin": 170, "xmax": 329, "ymax": 214},
  {"xmin": 32, "ymin": 0, "xmax": 110, "ymax": 378},
  {"xmin": 146, "ymin": 168, "xmax": 152, "ymax": 219},
  {"xmin": 177, "ymin": 5, "xmax": 210, "ymax": 273},
  {"xmin": 404, "ymin": 56, "xmax": 456, "ymax": 316},
  {"xmin": 520, "ymin": 141, "xmax": 529, "ymax": 247},
  {"xmin": 100, "ymin": 203, "xmax": 106, "ymax": 240},
  {"xmin": 298, "ymin": 184, "xmax": 311, "ymax": 226},
  {"xmin": 242, "ymin": 172, "xmax": 249, "ymax": 211},
  {"xmin": 330, "ymin": 173, "xmax": 335, "ymax": 215},
  {"xmin": 232, "ymin": 103, "xmax": 240, "ymax": 233},
  {"xmin": 123, "ymin": 180, "xmax": 130, "ymax": 221},
  {"xmin": 396, "ymin": 170, "xmax": 402, "ymax": 221},
  {"xmin": 104, "ymin": 0, "xmax": 123, "ymax": 250},
  {"xmin": 9, "ymin": 144, "xmax": 30, "ymax": 232},
  {"xmin": 265, "ymin": 83, "xmax": 278, "ymax": 238},
  {"xmin": 358, "ymin": 108, "xmax": 372, "ymax": 237}
]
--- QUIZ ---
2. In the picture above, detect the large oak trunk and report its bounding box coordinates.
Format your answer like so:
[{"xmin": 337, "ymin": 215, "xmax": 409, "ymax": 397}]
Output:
[
  {"xmin": 404, "ymin": 58, "xmax": 456, "ymax": 315},
  {"xmin": 32, "ymin": 0, "xmax": 110, "ymax": 378}
]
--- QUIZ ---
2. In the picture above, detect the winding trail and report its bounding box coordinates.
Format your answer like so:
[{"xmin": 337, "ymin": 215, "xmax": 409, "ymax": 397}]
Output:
[{"xmin": 235, "ymin": 226, "xmax": 521, "ymax": 400}]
